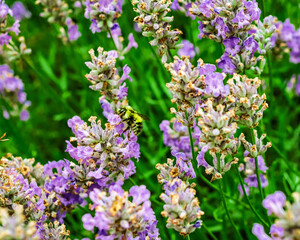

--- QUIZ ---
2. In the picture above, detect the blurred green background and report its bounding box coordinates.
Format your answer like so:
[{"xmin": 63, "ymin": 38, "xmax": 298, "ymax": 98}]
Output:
[{"xmin": 0, "ymin": 0, "xmax": 299, "ymax": 239}]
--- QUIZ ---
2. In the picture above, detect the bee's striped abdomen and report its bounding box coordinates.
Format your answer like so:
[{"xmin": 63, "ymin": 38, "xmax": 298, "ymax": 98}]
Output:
[{"xmin": 132, "ymin": 122, "xmax": 143, "ymax": 136}]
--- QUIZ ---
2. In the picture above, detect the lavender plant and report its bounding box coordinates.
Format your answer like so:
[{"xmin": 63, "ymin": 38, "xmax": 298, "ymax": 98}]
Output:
[
  {"xmin": 0, "ymin": 65, "xmax": 30, "ymax": 120},
  {"xmin": 36, "ymin": 0, "xmax": 81, "ymax": 42},
  {"xmin": 0, "ymin": 0, "xmax": 299, "ymax": 239}
]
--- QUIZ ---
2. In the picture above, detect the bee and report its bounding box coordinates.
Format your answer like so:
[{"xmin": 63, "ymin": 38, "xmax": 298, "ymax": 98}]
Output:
[{"xmin": 117, "ymin": 106, "xmax": 150, "ymax": 136}]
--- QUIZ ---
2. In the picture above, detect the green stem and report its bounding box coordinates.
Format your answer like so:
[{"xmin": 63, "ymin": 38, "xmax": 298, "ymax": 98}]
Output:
[
  {"xmin": 168, "ymin": 48, "xmax": 174, "ymax": 62},
  {"xmin": 202, "ymin": 223, "xmax": 218, "ymax": 240},
  {"xmin": 187, "ymin": 235, "xmax": 191, "ymax": 240},
  {"xmin": 185, "ymin": 111, "xmax": 249, "ymax": 208},
  {"xmin": 250, "ymin": 130, "xmax": 272, "ymax": 225},
  {"xmin": 234, "ymin": 165, "xmax": 269, "ymax": 228},
  {"xmin": 129, "ymin": 177, "xmax": 137, "ymax": 186},
  {"xmin": 249, "ymin": 130, "xmax": 265, "ymax": 202},
  {"xmin": 219, "ymin": 179, "xmax": 243, "ymax": 239}
]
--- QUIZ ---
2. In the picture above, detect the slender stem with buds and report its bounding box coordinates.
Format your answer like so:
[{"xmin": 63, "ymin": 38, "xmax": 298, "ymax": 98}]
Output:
[{"xmin": 249, "ymin": 130, "xmax": 265, "ymax": 202}]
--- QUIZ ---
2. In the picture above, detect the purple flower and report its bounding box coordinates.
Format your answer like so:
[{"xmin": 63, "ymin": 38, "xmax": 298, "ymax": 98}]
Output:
[
  {"xmin": 0, "ymin": 33, "xmax": 11, "ymax": 45},
  {"xmin": 214, "ymin": 17, "xmax": 229, "ymax": 39},
  {"xmin": 0, "ymin": 65, "xmax": 30, "ymax": 120},
  {"xmin": 11, "ymin": 2, "xmax": 31, "ymax": 20},
  {"xmin": 82, "ymin": 184, "xmax": 159, "ymax": 239},
  {"xmin": 252, "ymin": 223, "xmax": 272, "ymax": 240},
  {"xmin": 205, "ymin": 72, "xmax": 229, "ymax": 97},
  {"xmin": 198, "ymin": 21, "xmax": 206, "ymax": 40},
  {"xmin": 178, "ymin": 40, "xmax": 196, "ymax": 59},
  {"xmin": 66, "ymin": 18, "xmax": 81, "ymax": 41},
  {"xmin": 262, "ymin": 191, "xmax": 286, "ymax": 216},
  {"xmin": 217, "ymin": 54, "xmax": 236, "ymax": 74},
  {"xmin": 244, "ymin": 36, "xmax": 259, "ymax": 55},
  {"xmin": 244, "ymin": 0, "xmax": 261, "ymax": 21},
  {"xmin": 233, "ymin": 10, "xmax": 251, "ymax": 29},
  {"xmin": 223, "ymin": 37, "xmax": 241, "ymax": 56},
  {"xmin": 296, "ymin": 76, "xmax": 300, "ymax": 96},
  {"xmin": 270, "ymin": 225, "xmax": 284, "ymax": 239}
]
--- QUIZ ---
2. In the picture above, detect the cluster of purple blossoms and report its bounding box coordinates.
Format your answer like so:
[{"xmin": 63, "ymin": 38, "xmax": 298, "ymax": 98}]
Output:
[
  {"xmin": 110, "ymin": 23, "xmax": 138, "ymax": 59},
  {"xmin": 165, "ymin": 56, "xmax": 206, "ymax": 111},
  {"xmin": 170, "ymin": 0, "xmax": 194, "ymax": 19},
  {"xmin": 0, "ymin": 204, "xmax": 38, "ymax": 240},
  {"xmin": 252, "ymin": 191, "xmax": 300, "ymax": 240},
  {"xmin": 82, "ymin": 184, "xmax": 160, "ymax": 239},
  {"xmin": 271, "ymin": 19, "xmax": 300, "ymax": 63},
  {"xmin": 44, "ymin": 114, "xmax": 140, "ymax": 211},
  {"xmin": 157, "ymin": 158, "xmax": 203, "ymax": 236},
  {"xmin": 85, "ymin": 47, "xmax": 132, "ymax": 117},
  {"xmin": 196, "ymin": 99, "xmax": 240, "ymax": 179},
  {"xmin": 0, "ymin": 154, "xmax": 71, "ymax": 239},
  {"xmin": 287, "ymin": 75, "xmax": 300, "ymax": 96},
  {"xmin": 217, "ymin": 35, "xmax": 263, "ymax": 74},
  {"xmin": 238, "ymin": 151, "xmax": 268, "ymax": 196},
  {"xmin": 254, "ymin": 15, "xmax": 277, "ymax": 55},
  {"xmin": 35, "ymin": 0, "xmax": 81, "ymax": 42},
  {"xmin": 227, "ymin": 74, "xmax": 268, "ymax": 127},
  {"xmin": 190, "ymin": 0, "xmax": 261, "ymax": 42},
  {"xmin": 66, "ymin": 115, "xmax": 140, "ymax": 183},
  {"xmin": 178, "ymin": 39, "xmax": 198, "ymax": 59},
  {"xmin": 84, "ymin": 0, "xmax": 123, "ymax": 34},
  {"xmin": 160, "ymin": 118, "xmax": 201, "ymax": 158},
  {"xmin": 132, "ymin": 0, "xmax": 183, "ymax": 63},
  {"xmin": 0, "ymin": 65, "xmax": 30, "ymax": 121},
  {"xmin": 11, "ymin": 1, "xmax": 31, "ymax": 20},
  {"xmin": 0, "ymin": 0, "xmax": 20, "ymax": 46}
]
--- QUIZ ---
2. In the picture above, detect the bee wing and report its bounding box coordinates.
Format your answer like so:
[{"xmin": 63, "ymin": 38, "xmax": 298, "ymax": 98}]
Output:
[{"xmin": 137, "ymin": 113, "xmax": 150, "ymax": 121}]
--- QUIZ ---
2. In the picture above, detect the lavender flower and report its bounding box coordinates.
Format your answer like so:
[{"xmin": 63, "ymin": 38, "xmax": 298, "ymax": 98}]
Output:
[
  {"xmin": 254, "ymin": 15, "xmax": 277, "ymax": 55},
  {"xmin": 217, "ymin": 36, "xmax": 264, "ymax": 74},
  {"xmin": 271, "ymin": 19, "xmax": 300, "ymax": 63},
  {"xmin": 238, "ymin": 151, "xmax": 268, "ymax": 195},
  {"xmin": 36, "ymin": 0, "xmax": 80, "ymax": 42},
  {"xmin": 191, "ymin": 0, "xmax": 260, "ymax": 42},
  {"xmin": 157, "ymin": 154, "xmax": 203, "ymax": 236},
  {"xmin": 110, "ymin": 23, "xmax": 138, "ymax": 59},
  {"xmin": 0, "ymin": 65, "xmax": 30, "ymax": 120},
  {"xmin": 133, "ymin": 0, "xmax": 182, "ymax": 63},
  {"xmin": 160, "ymin": 178, "xmax": 204, "ymax": 236},
  {"xmin": 0, "ymin": 154, "xmax": 71, "ymax": 238},
  {"xmin": 227, "ymin": 74, "xmax": 268, "ymax": 127},
  {"xmin": 171, "ymin": 0, "xmax": 194, "ymax": 18},
  {"xmin": 252, "ymin": 192, "xmax": 300, "ymax": 240},
  {"xmin": 84, "ymin": 0, "xmax": 123, "ymax": 33},
  {"xmin": 11, "ymin": 2, "xmax": 31, "ymax": 20},
  {"xmin": 0, "ymin": 205, "xmax": 38, "ymax": 240},
  {"xmin": 239, "ymin": 130, "xmax": 272, "ymax": 158},
  {"xmin": 66, "ymin": 17, "xmax": 81, "ymax": 41},
  {"xmin": 178, "ymin": 39, "xmax": 197, "ymax": 59},
  {"xmin": 160, "ymin": 118, "xmax": 201, "ymax": 158},
  {"xmin": 39, "ymin": 221, "xmax": 70, "ymax": 240},
  {"xmin": 165, "ymin": 57, "xmax": 206, "ymax": 111},
  {"xmin": 0, "ymin": 36, "xmax": 32, "ymax": 62},
  {"xmin": 0, "ymin": 0, "xmax": 20, "ymax": 46},
  {"xmin": 82, "ymin": 184, "xmax": 160, "ymax": 239},
  {"xmin": 46, "ymin": 115, "xmax": 140, "ymax": 200},
  {"xmin": 85, "ymin": 47, "xmax": 132, "ymax": 109}
]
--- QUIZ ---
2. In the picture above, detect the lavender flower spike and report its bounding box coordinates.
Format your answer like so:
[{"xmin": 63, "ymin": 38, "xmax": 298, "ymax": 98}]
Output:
[
  {"xmin": 253, "ymin": 191, "xmax": 300, "ymax": 240},
  {"xmin": 82, "ymin": 184, "xmax": 160, "ymax": 239},
  {"xmin": 133, "ymin": 0, "xmax": 182, "ymax": 63}
]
